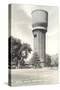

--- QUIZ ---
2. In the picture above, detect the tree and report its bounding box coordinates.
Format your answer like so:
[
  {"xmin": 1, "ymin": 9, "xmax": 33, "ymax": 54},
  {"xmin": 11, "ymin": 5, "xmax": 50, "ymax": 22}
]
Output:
[
  {"xmin": 51, "ymin": 54, "xmax": 58, "ymax": 67},
  {"xmin": 8, "ymin": 36, "xmax": 32, "ymax": 68},
  {"xmin": 45, "ymin": 54, "xmax": 51, "ymax": 67},
  {"xmin": 9, "ymin": 36, "xmax": 22, "ymax": 68},
  {"xmin": 30, "ymin": 52, "xmax": 40, "ymax": 68},
  {"xmin": 19, "ymin": 43, "xmax": 32, "ymax": 68}
]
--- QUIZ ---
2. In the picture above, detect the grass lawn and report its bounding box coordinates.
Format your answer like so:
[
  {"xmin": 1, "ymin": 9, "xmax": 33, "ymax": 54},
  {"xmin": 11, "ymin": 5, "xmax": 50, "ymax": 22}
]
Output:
[{"xmin": 10, "ymin": 68, "xmax": 58, "ymax": 86}]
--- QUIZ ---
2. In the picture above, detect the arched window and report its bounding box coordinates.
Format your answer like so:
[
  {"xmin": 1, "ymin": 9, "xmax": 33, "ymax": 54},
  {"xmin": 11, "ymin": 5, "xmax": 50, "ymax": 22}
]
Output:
[{"xmin": 34, "ymin": 34, "xmax": 37, "ymax": 37}]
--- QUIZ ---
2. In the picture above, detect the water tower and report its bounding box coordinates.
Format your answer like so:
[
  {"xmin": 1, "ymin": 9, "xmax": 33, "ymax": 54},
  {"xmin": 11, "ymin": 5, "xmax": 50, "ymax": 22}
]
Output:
[{"xmin": 32, "ymin": 10, "xmax": 48, "ymax": 67}]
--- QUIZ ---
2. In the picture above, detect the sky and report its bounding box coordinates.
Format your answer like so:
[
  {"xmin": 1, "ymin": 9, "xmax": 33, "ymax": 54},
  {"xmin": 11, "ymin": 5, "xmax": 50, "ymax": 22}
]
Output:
[{"xmin": 11, "ymin": 4, "xmax": 58, "ymax": 56}]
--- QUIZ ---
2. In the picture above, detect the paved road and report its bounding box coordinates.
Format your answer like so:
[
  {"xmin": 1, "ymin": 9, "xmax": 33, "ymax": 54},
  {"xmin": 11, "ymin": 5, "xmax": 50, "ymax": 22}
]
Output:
[{"xmin": 10, "ymin": 68, "xmax": 58, "ymax": 86}]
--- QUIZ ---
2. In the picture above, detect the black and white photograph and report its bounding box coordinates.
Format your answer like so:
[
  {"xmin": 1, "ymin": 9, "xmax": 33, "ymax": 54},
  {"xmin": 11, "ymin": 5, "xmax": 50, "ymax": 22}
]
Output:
[{"xmin": 8, "ymin": 4, "xmax": 59, "ymax": 86}]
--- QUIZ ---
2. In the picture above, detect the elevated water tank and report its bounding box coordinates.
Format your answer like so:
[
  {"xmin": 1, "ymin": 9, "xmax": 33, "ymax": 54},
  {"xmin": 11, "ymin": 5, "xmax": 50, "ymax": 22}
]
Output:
[{"xmin": 32, "ymin": 9, "xmax": 48, "ymax": 31}]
